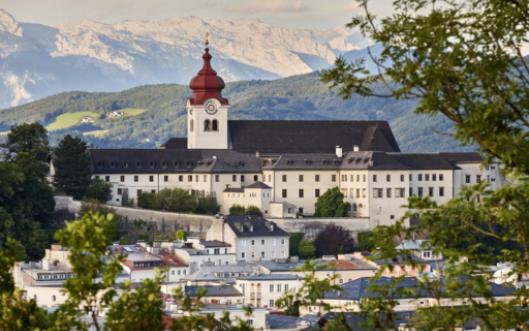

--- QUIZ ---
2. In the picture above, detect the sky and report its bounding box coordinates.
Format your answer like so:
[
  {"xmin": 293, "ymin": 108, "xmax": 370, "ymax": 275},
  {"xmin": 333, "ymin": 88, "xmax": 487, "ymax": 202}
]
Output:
[{"xmin": 0, "ymin": 0, "xmax": 394, "ymax": 29}]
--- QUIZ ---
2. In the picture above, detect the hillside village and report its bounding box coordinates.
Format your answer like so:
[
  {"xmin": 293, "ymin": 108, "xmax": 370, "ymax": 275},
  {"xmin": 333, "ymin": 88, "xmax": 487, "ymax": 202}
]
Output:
[{"xmin": 7, "ymin": 44, "xmax": 521, "ymax": 330}]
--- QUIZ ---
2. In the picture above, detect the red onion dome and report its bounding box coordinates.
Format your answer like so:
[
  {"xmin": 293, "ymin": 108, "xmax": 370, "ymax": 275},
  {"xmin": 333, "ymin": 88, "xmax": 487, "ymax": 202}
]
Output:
[{"xmin": 189, "ymin": 47, "xmax": 229, "ymax": 106}]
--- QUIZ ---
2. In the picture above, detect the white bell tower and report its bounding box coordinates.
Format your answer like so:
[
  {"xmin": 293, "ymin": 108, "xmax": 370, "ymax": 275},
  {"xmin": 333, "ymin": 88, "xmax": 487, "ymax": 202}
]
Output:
[{"xmin": 187, "ymin": 42, "xmax": 229, "ymax": 150}]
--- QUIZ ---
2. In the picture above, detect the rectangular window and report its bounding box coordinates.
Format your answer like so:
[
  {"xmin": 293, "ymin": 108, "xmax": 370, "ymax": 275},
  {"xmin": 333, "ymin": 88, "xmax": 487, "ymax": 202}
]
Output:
[
  {"xmin": 400, "ymin": 174, "xmax": 405, "ymax": 182},
  {"xmin": 164, "ymin": 175, "xmax": 169, "ymax": 182},
  {"xmin": 425, "ymin": 174, "xmax": 430, "ymax": 181},
  {"xmin": 299, "ymin": 174, "xmax": 304, "ymax": 182},
  {"xmin": 350, "ymin": 174, "xmax": 354, "ymax": 182},
  {"xmin": 356, "ymin": 188, "xmax": 360, "ymax": 198},
  {"xmin": 179, "ymin": 175, "xmax": 183, "ymax": 182},
  {"xmin": 241, "ymin": 175, "xmax": 245, "ymax": 182},
  {"xmin": 282, "ymin": 189, "xmax": 287, "ymax": 198},
  {"xmin": 362, "ymin": 188, "xmax": 366, "ymax": 198},
  {"xmin": 269, "ymin": 299, "xmax": 274, "ymax": 307},
  {"xmin": 277, "ymin": 284, "xmax": 281, "ymax": 292},
  {"xmin": 134, "ymin": 175, "xmax": 139, "ymax": 182},
  {"xmin": 476, "ymin": 175, "xmax": 482, "ymax": 183},
  {"xmin": 357, "ymin": 174, "xmax": 361, "ymax": 182},
  {"xmin": 409, "ymin": 174, "xmax": 412, "ymax": 181},
  {"xmin": 232, "ymin": 174, "xmax": 237, "ymax": 182},
  {"xmin": 315, "ymin": 189, "xmax": 320, "ymax": 197},
  {"xmin": 439, "ymin": 187, "xmax": 445, "ymax": 197},
  {"xmin": 120, "ymin": 175, "xmax": 125, "ymax": 182},
  {"xmin": 428, "ymin": 187, "xmax": 434, "ymax": 197},
  {"xmin": 363, "ymin": 174, "xmax": 366, "ymax": 182},
  {"xmin": 465, "ymin": 175, "xmax": 471, "ymax": 183},
  {"xmin": 282, "ymin": 174, "xmax": 287, "ymax": 182},
  {"xmin": 418, "ymin": 174, "xmax": 423, "ymax": 181},
  {"xmin": 386, "ymin": 188, "xmax": 392, "ymax": 198},
  {"xmin": 439, "ymin": 174, "xmax": 444, "ymax": 181},
  {"xmin": 203, "ymin": 175, "xmax": 207, "ymax": 182},
  {"xmin": 332, "ymin": 174, "xmax": 337, "ymax": 182},
  {"xmin": 269, "ymin": 284, "xmax": 274, "ymax": 292},
  {"xmin": 341, "ymin": 174, "xmax": 347, "ymax": 182},
  {"xmin": 373, "ymin": 188, "xmax": 383, "ymax": 198},
  {"xmin": 254, "ymin": 175, "xmax": 258, "ymax": 182},
  {"xmin": 396, "ymin": 188, "xmax": 405, "ymax": 198},
  {"xmin": 432, "ymin": 174, "xmax": 437, "ymax": 181},
  {"xmin": 215, "ymin": 175, "xmax": 220, "ymax": 182},
  {"xmin": 299, "ymin": 189, "xmax": 304, "ymax": 198},
  {"xmin": 409, "ymin": 187, "xmax": 413, "ymax": 196},
  {"xmin": 117, "ymin": 188, "xmax": 122, "ymax": 195},
  {"xmin": 188, "ymin": 175, "xmax": 193, "ymax": 182},
  {"xmin": 418, "ymin": 187, "xmax": 424, "ymax": 197},
  {"xmin": 149, "ymin": 175, "xmax": 154, "ymax": 182},
  {"xmin": 195, "ymin": 175, "xmax": 199, "ymax": 182},
  {"xmin": 373, "ymin": 174, "xmax": 377, "ymax": 182},
  {"xmin": 386, "ymin": 174, "xmax": 391, "ymax": 182},
  {"xmin": 315, "ymin": 174, "xmax": 320, "ymax": 182}
]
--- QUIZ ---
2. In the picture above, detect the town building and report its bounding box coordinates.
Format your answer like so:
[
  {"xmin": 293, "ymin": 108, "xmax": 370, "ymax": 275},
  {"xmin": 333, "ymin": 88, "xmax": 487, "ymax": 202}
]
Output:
[
  {"xmin": 235, "ymin": 274, "xmax": 303, "ymax": 308},
  {"xmin": 87, "ymin": 44, "xmax": 504, "ymax": 227}
]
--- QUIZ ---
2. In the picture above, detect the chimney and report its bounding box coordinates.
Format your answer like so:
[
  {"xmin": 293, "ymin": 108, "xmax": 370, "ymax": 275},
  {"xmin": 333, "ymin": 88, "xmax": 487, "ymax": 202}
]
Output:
[
  {"xmin": 335, "ymin": 145, "xmax": 343, "ymax": 158},
  {"xmin": 353, "ymin": 145, "xmax": 360, "ymax": 152},
  {"xmin": 256, "ymin": 151, "xmax": 260, "ymax": 158}
]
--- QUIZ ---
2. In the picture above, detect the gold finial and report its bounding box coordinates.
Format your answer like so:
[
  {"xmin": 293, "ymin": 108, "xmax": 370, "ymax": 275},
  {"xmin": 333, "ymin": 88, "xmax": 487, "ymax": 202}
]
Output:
[{"xmin": 205, "ymin": 32, "xmax": 209, "ymax": 47}]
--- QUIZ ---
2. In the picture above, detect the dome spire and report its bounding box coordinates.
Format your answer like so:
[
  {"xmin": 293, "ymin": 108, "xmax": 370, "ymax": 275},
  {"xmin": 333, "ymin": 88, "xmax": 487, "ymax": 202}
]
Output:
[{"xmin": 188, "ymin": 35, "xmax": 228, "ymax": 106}]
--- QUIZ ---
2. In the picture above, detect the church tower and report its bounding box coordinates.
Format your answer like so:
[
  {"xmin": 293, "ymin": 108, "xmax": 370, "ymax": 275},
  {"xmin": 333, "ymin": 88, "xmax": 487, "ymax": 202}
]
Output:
[{"xmin": 187, "ymin": 42, "xmax": 229, "ymax": 149}]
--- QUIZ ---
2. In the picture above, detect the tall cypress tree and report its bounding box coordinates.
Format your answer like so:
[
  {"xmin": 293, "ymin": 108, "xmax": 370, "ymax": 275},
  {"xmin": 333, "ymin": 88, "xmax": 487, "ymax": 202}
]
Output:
[{"xmin": 53, "ymin": 135, "xmax": 92, "ymax": 200}]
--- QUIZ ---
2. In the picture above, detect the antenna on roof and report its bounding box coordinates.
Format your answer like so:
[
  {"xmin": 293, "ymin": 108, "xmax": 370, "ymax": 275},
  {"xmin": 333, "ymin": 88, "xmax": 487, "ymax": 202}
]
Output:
[{"xmin": 205, "ymin": 32, "xmax": 209, "ymax": 47}]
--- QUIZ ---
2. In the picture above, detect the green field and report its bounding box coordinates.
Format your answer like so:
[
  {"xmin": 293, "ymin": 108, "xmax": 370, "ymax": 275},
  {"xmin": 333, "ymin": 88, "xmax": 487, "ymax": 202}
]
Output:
[
  {"xmin": 83, "ymin": 129, "xmax": 109, "ymax": 137},
  {"xmin": 47, "ymin": 111, "xmax": 100, "ymax": 131},
  {"xmin": 121, "ymin": 108, "xmax": 146, "ymax": 116}
]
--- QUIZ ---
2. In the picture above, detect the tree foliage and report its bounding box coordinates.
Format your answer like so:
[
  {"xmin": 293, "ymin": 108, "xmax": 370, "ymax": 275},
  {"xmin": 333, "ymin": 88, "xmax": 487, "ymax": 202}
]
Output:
[
  {"xmin": 0, "ymin": 123, "xmax": 54, "ymax": 261},
  {"xmin": 138, "ymin": 188, "xmax": 219, "ymax": 215},
  {"xmin": 314, "ymin": 224, "xmax": 355, "ymax": 257},
  {"xmin": 229, "ymin": 205, "xmax": 262, "ymax": 216},
  {"xmin": 298, "ymin": 240, "xmax": 316, "ymax": 259},
  {"xmin": 314, "ymin": 187, "xmax": 350, "ymax": 217},
  {"xmin": 84, "ymin": 177, "xmax": 112, "ymax": 203},
  {"xmin": 322, "ymin": 0, "xmax": 529, "ymax": 328},
  {"xmin": 289, "ymin": 233, "xmax": 304, "ymax": 257},
  {"xmin": 53, "ymin": 135, "xmax": 92, "ymax": 199}
]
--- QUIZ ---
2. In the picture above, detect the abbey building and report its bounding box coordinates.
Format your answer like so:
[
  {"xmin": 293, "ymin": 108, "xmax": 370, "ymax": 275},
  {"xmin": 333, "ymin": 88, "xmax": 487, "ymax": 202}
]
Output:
[{"xmin": 89, "ymin": 46, "xmax": 504, "ymax": 226}]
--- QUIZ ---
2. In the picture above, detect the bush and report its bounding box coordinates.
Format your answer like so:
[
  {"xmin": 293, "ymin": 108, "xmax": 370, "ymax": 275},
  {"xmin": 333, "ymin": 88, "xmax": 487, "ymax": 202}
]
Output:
[
  {"xmin": 229, "ymin": 205, "xmax": 247, "ymax": 216},
  {"xmin": 314, "ymin": 187, "xmax": 350, "ymax": 217},
  {"xmin": 298, "ymin": 240, "xmax": 316, "ymax": 259},
  {"xmin": 245, "ymin": 206, "xmax": 262, "ymax": 216},
  {"xmin": 137, "ymin": 188, "xmax": 219, "ymax": 215},
  {"xmin": 289, "ymin": 233, "xmax": 304, "ymax": 256},
  {"xmin": 356, "ymin": 231, "xmax": 376, "ymax": 252},
  {"xmin": 84, "ymin": 178, "xmax": 112, "ymax": 203},
  {"xmin": 314, "ymin": 224, "xmax": 355, "ymax": 257}
]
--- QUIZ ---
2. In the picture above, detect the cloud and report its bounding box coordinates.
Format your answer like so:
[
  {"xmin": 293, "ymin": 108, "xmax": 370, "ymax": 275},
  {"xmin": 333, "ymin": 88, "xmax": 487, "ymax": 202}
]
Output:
[{"xmin": 228, "ymin": 0, "xmax": 309, "ymax": 14}]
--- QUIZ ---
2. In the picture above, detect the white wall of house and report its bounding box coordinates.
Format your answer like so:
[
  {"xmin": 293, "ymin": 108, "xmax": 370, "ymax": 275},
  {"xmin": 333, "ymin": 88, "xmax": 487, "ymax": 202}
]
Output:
[{"xmin": 234, "ymin": 236, "xmax": 289, "ymax": 261}]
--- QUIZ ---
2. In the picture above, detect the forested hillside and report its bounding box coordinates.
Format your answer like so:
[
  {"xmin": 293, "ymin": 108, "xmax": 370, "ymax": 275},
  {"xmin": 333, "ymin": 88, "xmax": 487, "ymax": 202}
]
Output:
[{"xmin": 0, "ymin": 72, "xmax": 472, "ymax": 152}]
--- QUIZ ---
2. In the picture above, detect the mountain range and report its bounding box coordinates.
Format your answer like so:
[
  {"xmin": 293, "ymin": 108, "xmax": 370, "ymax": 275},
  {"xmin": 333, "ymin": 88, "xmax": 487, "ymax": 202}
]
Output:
[{"xmin": 0, "ymin": 8, "xmax": 369, "ymax": 108}]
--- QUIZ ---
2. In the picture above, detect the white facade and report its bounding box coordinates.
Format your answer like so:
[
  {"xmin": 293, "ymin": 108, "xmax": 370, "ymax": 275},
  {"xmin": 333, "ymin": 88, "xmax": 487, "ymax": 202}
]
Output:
[{"xmin": 235, "ymin": 274, "xmax": 303, "ymax": 308}]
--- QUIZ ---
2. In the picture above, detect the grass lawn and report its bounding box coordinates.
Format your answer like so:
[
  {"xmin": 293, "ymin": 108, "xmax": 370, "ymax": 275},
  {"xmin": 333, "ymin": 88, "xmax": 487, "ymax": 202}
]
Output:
[
  {"xmin": 47, "ymin": 111, "xmax": 100, "ymax": 131},
  {"xmin": 83, "ymin": 129, "xmax": 109, "ymax": 137},
  {"xmin": 119, "ymin": 108, "xmax": 146, "ymax": 117}
]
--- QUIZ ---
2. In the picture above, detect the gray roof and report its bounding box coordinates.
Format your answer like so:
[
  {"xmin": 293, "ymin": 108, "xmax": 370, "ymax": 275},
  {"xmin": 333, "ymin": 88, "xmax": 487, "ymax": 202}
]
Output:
[
  {"xmin": 200, "ymin": 240, "xmax": 231, "ymax": 248},
  {"xmin": 323, "ymin": 277, "xmax": 515, "ymax": 301},
  {"xmin": 245, "ymin": 181, "xmax": 272, "ymax": 189},
  {"xmin": 89, "ymin": 148, "xmax": 261, "ymax": 174},
  {"xmin": 227, "ymin": 120, "xmax": 400, "ymax": 153},
  {"xmin": 224, "ymin": 215, "xmax": 289, "ymax": 238},
  {"xmin": 224, "ymin": 187, "xmax": 245, "ymax": 193}
]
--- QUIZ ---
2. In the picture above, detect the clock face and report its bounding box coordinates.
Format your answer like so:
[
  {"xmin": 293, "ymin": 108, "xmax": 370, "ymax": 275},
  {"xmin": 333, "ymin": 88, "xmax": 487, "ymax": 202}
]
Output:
[{"xmin": 205, "ymin": 101, "xmax": 218, "ymax": 115}]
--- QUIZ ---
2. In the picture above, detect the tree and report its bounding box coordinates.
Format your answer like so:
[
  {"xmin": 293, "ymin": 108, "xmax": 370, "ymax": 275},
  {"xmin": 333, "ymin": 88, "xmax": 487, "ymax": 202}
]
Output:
[
  {"xmin": 84, "ymin": 177, "xmax": 112, "ymax": 203},
  {"xmin": 289, "ymin": 233, "xmax": 304, "ymax": 257},
  {"xmin": 321, "ymin": 0, "xmax": 529, "ymax": 328},
  {"xmin": 5, "ymin": 123, "xmax": 49, "ymax": 162},
  {"xmin": 356, "ymin": 231, "xmax": 376, "ymax": 252},
  {"xmin": 195, "ymin": 195, "xmax": 220, "ymax": 215},
  {"xmin": 229, "ymin": 205, "xmax": 246, "ymax": 216},
  {"xmin": 175, "ymin": 230, "xmax": 187, "ymax": 241},
  {"xmin": 0, "ymin": 125, "xmax": 54, "ymax": 261},
  {"xmin": 53, "ymin": 135, "xmax": 92, "ymax": 199},
  {"xmin": 244, "ymin": 206, "xmax": 262, "ymax": 216},
  {"xmin": 298, "ymin": 240, "xmax": 316, "ymax": 259},
  {"xmin": 314, "ymin": 187, "xmax": 350, "ymax": 217},
  {"xmin": 314, "ymin": 224, "xmax": 355, "ymax": 257}
]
